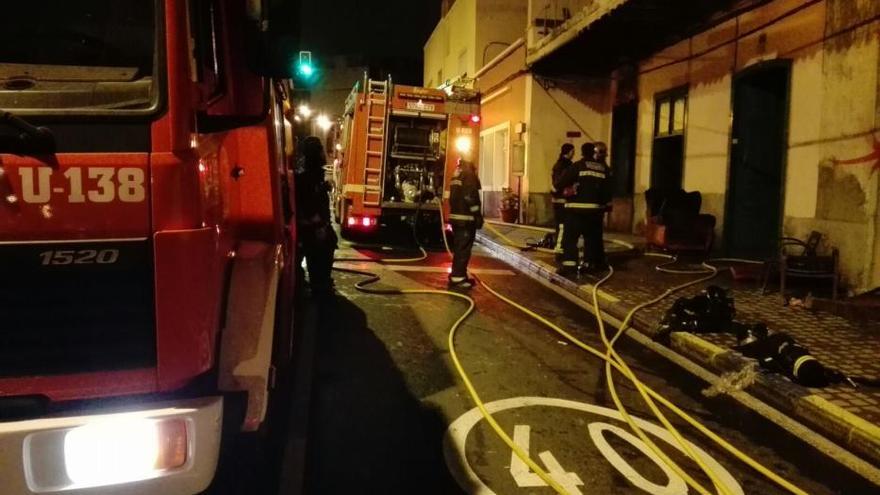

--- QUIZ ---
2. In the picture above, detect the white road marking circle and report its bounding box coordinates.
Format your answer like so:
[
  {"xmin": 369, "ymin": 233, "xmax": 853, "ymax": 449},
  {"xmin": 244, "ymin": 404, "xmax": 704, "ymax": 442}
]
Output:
[{"xmin": 443, "ymin": 396, "xmax": 743, "ymax": 495}]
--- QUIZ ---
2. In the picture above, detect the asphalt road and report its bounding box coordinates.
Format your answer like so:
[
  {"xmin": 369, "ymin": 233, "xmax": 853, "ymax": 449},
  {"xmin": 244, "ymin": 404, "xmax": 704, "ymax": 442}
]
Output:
[{"xmin": 215, "ymin": 232, "xmax": 878, "ymax": 494}]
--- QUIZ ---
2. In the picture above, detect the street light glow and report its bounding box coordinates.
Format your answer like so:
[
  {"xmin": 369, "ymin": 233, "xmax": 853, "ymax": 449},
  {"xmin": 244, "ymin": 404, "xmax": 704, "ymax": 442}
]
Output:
[{"xmin": 316, "ymin": 114, "xmax": 333, "ymax": 132}]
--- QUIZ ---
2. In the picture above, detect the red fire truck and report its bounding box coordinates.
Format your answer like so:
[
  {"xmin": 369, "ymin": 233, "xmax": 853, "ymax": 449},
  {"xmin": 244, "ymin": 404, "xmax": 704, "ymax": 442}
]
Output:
[
  {"xmin": 334, "ymin": 76, "xmax": 481, "ymax": 238},
  {"xmin": 0, "ymin": 1, "xmax": 296, "ymax": 493}
]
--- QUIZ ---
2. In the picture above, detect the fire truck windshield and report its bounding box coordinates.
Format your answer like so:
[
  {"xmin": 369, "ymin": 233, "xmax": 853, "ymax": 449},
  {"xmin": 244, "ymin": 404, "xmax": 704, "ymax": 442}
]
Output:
[{"xmin": 0, "ymin": 0, "xmax": 159, "ymax": 114}]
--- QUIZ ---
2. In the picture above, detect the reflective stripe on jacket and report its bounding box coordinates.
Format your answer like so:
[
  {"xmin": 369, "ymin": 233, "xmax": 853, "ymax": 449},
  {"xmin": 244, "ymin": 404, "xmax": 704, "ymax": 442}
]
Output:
[
  {"xmin": 565, "ymin": 202, "xmax": 604, "ymax": 209},
  {"xmin": 553, "ymin": 158, "xmax": 612, "ymax": 212},
  {"xmin": 448, "ymin": 213, "xmax": 475, "ymax": 222}
]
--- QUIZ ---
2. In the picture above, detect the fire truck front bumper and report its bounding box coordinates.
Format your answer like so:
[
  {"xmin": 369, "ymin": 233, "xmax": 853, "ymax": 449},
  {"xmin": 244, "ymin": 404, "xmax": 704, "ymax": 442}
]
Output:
[{"xmin": 0, "ymin": 396, "xmax": 222, "ymax": 495}]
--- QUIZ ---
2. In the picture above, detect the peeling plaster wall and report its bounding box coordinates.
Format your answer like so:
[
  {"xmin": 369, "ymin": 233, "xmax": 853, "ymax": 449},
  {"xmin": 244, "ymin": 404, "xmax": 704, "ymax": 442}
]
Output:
[
  {"xmin": 631, "ymin": 0, "xmax": 879, "ymax": 290},
  {"xmin": 874, "ymin": 19, "xmax": 880, "ymax": 289},
  {"xmin": 809, "ymin": 0, "xmax": 880, "ymax": 290}
]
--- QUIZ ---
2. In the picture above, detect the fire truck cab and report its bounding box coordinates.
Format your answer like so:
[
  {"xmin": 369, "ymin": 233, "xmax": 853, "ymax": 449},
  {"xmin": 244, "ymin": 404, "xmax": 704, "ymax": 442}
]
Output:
[
  {"xmin": 335, "ymin": 76, "xmax": 480, "ymax": 239},
  {"xmin": 0, "ymin": 1, "xmax": 296, "ymax": 494}
]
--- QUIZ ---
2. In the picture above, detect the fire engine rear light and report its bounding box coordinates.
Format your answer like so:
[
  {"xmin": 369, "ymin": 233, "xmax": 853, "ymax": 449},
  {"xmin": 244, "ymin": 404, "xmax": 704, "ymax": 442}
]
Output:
[
  {"xmin": 347, "ymin": 216, "xmax": 377, "ymax": 229},
  {"xmin": 63, "ymin": 417, "xmax": 188, "ymax": 489}
]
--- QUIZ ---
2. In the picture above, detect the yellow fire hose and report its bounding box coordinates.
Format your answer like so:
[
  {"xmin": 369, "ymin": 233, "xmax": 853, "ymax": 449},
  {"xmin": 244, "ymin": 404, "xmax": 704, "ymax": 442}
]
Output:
[
  {"xmin": 330, "ymin": 265, "xmax": 573, "ymax": 494},
  {"xmin": 477, "ymin": 219, "xmax": 807, "ymax": 495},
  {"xmin": 328, "ymin": 211, "xmax": 805, "ymax": 495},
  {"xmin": 478, "ymin": 276, "xmax": 809, "ymax": 495}
]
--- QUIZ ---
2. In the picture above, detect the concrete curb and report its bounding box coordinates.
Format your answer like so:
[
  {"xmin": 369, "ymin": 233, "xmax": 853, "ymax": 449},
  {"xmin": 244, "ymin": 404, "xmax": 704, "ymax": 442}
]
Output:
[{"xmin": 476, "ymin": 231, "xmax": 880, "ymax": 469}]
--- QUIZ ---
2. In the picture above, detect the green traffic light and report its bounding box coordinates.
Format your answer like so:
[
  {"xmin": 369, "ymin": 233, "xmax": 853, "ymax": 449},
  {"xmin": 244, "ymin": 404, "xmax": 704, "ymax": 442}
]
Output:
[
  {"xmin": 296, "ymin": 51, "xmax": 315, "ymax": 80},
  {"xmin": 298, "ymin": 63, "xmax": 315, "ymax": 78}
]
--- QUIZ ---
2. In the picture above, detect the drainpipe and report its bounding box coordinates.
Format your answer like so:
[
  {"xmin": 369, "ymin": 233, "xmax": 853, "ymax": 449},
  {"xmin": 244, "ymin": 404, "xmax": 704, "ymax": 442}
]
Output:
[{"xmin": 473, "ymin": 38, "xmax": 525, "ymax": 80}]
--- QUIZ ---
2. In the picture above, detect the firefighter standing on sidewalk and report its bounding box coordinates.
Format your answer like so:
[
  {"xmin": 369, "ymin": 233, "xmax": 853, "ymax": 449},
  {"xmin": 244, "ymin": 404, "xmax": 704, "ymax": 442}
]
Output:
[
  {"xmin": 448, "ymin": 158, "xmax": 483, "ymax": 289},
  {"xmin": 550, "ymin": 143, "xmax": 577, "ymax": 254},
  {"xmin": 554, "ymin": 141, "xmax": 612, "ymax": 276}
]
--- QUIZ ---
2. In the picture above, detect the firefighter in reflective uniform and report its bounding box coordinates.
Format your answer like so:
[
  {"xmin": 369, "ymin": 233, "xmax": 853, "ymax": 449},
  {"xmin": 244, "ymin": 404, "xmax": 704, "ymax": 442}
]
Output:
[
  {"xmin": 550, "ymin": 143, "xmax": 577, "ymax": 254},
  {"xmin": 448, "ymin": 159, "xmax": 483, "ymax": 289},
  {"xmin": 554, "ymin": 142, "xmax": 612, "ymax": 276}
]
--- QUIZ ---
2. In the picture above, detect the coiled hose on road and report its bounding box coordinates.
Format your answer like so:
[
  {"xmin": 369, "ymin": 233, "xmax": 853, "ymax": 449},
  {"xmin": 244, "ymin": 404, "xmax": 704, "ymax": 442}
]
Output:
[{"xmin": 328, "ymin": 214, "xmax": 806, "ymax": 495}]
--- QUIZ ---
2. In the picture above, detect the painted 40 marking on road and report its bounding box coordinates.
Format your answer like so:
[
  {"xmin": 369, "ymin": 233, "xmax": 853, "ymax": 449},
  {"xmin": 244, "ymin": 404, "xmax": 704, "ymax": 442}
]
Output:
[
  {"xmin": 445, "ymin": 397, "xmax": 744, "ymax": 495},
  {"xmin": 18, "ymin": 167, "xmax": 146, "ymax": 204}
]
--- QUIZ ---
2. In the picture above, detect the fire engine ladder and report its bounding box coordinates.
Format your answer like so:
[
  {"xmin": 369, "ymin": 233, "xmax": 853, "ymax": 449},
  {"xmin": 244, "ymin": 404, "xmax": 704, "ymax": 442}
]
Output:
[{"xmin": 362, "ymin": 78, "xmax": 390, "ymax": 207}]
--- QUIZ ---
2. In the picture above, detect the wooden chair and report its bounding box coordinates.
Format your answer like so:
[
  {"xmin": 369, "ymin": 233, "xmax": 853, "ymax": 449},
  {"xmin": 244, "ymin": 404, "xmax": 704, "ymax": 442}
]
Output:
[{"xmin": 762, "ymin": 231, "xmax": 839, "ymax": 304}]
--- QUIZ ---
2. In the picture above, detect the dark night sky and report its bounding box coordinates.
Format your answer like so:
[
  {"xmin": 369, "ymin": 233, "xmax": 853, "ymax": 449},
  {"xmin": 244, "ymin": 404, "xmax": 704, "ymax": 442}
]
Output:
[{"xmin": 293, "ymin": 0, "xmax": 441, "ymax": 84}]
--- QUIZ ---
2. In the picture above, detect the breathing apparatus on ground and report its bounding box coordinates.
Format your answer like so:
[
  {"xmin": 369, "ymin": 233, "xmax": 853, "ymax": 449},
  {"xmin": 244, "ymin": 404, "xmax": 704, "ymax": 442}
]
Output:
[
  {"xmin": 654, "ymin": 285, "xmax": 876, "ymax": 389},
  {"xmin": 654, "ymin": 285, "xmax": 736, "ymax": 343}
]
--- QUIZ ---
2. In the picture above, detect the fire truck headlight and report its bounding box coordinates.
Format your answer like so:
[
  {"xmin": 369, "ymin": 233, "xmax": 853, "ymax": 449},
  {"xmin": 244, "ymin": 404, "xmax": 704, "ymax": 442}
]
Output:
[
  {"xmin": 64, "ymin": 417, "xmax": 188, "ymax": 488},
  {"xmin": 455, "ymin": 136, "xmax": 473, "ymax": 155}
]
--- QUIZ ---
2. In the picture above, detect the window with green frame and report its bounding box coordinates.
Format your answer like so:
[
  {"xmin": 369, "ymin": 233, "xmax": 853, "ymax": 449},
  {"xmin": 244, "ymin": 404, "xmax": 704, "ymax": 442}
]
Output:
[{"xmin": 654, "ymin": 89, "xmax": 688, "ymax": 137}]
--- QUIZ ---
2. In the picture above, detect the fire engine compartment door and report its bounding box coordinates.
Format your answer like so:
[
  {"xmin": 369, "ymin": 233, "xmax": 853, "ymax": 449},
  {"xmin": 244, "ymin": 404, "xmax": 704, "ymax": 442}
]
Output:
[{"xmin": 384, "ymin": 116, "xmax": 447, "ymax": 205}]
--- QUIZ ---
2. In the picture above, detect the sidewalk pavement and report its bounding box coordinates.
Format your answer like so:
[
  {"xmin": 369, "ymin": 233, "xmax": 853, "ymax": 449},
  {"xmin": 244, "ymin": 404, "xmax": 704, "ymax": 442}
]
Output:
[{"xmin": 477, "ymin": 221, "xmax": 880, "ymax": 469}]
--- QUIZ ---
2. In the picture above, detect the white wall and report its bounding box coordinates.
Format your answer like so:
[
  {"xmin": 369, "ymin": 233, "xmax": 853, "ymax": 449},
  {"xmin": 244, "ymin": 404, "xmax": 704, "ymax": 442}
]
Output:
[{"xmin": 521, "ymin": 76, "xmax": 611, "ymax": 223}]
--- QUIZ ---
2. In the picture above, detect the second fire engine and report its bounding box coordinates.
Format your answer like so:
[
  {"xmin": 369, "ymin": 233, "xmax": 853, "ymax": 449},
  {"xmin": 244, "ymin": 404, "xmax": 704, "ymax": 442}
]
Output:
[{"xmin": 334, "ymin": 76, "xmax": 481, "ymax": 239}]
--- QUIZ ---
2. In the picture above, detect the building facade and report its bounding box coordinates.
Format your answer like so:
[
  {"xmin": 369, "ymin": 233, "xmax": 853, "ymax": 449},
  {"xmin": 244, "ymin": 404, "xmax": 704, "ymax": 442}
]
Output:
[
  {"xmin": 430, "ymin": 0, "xmax": 880, "ymax": 291},
  {"xmin": 527, "ymin": 0, "xmax": 880, "ymax": 291},
  {"xmin": 474, "ymin": 43, "xmax": 618, "ymax": 227},
  {"xmin": 424, "ymin": 0, "xmax": 529, "ymax": 89},
  {"xmin": 425, "ymin": 0, "xmax": 532, "ymax": 217}
]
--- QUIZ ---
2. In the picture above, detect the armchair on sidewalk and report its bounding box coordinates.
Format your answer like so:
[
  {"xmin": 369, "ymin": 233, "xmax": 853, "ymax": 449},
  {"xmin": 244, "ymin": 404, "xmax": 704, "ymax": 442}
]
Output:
[
  {"xmin": 644, "ymin": 188, "xmax": 716, "ymax": 253},
  {"xmin": 761, "ymin": 231, "xmax": 839, "ymax": 304}
]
